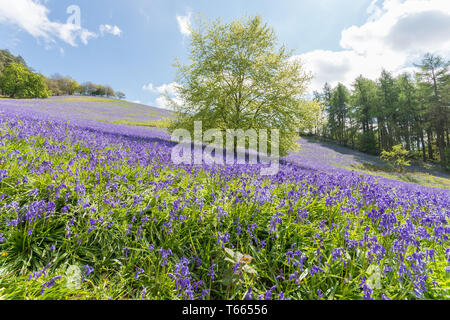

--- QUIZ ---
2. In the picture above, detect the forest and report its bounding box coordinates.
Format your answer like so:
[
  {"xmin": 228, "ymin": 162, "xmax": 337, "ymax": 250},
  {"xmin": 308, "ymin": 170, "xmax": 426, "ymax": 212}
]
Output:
[{"xmin": 313, "ymin": 53, "xmax": 449, "ymax": 169}]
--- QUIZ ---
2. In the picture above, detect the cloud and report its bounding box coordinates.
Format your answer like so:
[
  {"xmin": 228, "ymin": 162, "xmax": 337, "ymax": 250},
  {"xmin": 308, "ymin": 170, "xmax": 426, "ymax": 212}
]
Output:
[
  {"xmin": 296, "ymin": 0, "xmax": 450, "ymax": 92},
  {"xmin": 155, "ymin": 95, "xmax": 184, "ymax": 110},
  {"xmin": 155, "ymin": 82, "xmax": 179, "ymax": 95},
  {"xmin": 143, "ymin": 82, "xmax": 182, "ymax": 110},
  {"xmin": 176, "ymin": 11, "xmax": 192, "ymax": 36},
  {"xmin": 142, "ymin": 83, "xmax": 155, "ymax": 92},
  {"xmin": 142, "ymin": 82, "xmax": 180, "ymax": 96},
  {"xmin": 0, "ymin": 0, "xmax": 97, "ymax": 46},
  {"xmin": 99, "ymin": 24, "xmax": 122, "ymax": 37}
]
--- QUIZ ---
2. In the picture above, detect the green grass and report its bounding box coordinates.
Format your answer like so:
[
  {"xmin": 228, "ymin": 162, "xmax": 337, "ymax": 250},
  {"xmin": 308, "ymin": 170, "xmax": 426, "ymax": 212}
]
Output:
[
  {"xmin": 100, "ymin": 118, "xmax": 172, "ymax": 129},
  {"xmin": 343, "ymin": 163, "xmax": 450, "ymax": 190}
]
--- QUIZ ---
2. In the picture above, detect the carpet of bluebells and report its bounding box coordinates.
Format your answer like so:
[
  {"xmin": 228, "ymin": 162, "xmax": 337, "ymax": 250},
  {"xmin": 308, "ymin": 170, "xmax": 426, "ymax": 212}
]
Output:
[{"xmin": 0, "ymin": 101, "xmax": 449, "ymax": 300}]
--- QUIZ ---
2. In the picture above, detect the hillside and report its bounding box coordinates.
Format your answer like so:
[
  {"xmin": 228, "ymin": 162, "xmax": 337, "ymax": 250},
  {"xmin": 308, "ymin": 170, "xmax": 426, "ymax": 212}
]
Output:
[
  {"xmin": 0, "ymin": 98, "xmax": 449, "ymax": 300},
  {"xmin": 0, "ymin": 96, "xmax": 173, "ymax": 123},
  {"xmin": 1, "ymin": 96, "xmax": 448, "ymax": 190},
  {"xmin": 289, "ymin": 137, "xmax": 450, "ymax": 190}
]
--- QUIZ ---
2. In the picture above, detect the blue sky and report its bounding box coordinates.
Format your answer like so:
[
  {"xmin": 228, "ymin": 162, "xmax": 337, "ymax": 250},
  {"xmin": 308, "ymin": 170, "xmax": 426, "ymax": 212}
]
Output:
[{"xmin": 0, "ymin": 0, "xmax": 449, "ymax": 108}]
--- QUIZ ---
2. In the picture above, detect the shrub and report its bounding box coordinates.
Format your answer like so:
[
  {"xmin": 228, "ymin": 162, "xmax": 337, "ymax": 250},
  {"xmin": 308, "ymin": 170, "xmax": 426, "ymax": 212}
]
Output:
[{"xmin": 381, "ymin": 144, "xmax": 411, "ymax": 173}]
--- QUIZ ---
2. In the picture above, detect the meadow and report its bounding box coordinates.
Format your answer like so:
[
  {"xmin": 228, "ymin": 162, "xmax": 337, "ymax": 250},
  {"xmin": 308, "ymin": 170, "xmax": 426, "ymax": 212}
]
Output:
[{"xmin": 0, "ymin": 97, "xmax": 449, "ymax": 300}]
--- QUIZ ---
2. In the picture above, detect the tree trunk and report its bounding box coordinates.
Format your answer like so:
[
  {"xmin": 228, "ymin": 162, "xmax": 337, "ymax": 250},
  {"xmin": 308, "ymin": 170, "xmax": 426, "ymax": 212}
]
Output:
[{"xmin": 426, "ymin": 129, "xmax": 434, "ymax": 160}]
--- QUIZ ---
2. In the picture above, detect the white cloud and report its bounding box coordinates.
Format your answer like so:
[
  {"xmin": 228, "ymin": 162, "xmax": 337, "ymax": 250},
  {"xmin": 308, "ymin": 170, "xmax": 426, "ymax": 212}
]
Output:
[
  {"xmin": 156, "ymin": 95, "xmax": 184, "ymax": 110},
  {"xmin": 145, "ymin": 82, "xmax": 182, "ymax": 110},
  {"xmin": 99, "ymin": 24, "xmax": 122, "ymax": 37},
  {"xmin": 176, "ymin": 11, "xmax": 192, "ymax": 36},
  {"xmin": 0, "ymin": 0, "xmax": 97, "ymax": 46},
  {"xmin": 296, "ymin": 0, "xmax": 450, "ymax": 92},
  {"xmin": 142, "ymin": 82, "xmax": 180, "ymax": 96},
  {"xmin": 156, "ymin": 82, "xmax": 179, "ymax": 95},
  {"xmin": 142, "ymin": 83, "xmax": 155, "ymax": 92}
]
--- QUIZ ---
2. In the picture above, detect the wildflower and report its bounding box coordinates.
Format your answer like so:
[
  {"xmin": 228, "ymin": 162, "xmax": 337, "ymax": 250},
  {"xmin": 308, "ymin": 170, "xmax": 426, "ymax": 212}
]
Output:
[
  {"xmin": 310, "ymin": 265, "xmax": 324, "ymax": 277},
  {"xmin": 83, "ymin": 265, "xmax": 94, "ymax": 276},
  {"xmin": 263, "ymin": 285, "xmax": 277, "ymax": 300},
  {"xmin": 359, "ymin": 277, "xmax": 373, "ymax": 300},
  {"xmin": 207, "ymin": 263, "xmax": 216, "ymax": 280},
  {"xmin": 135, "ymin": 268, "xmax": 144, "ymax": 280},
  {"xmin": 158, "ymin": 248, "xmax": 173, "ymax": 266},
  {"xmin": 245, "ymin": 287, "xmax": 253, "ymax": 300},
  {"xmin": 141, "ymin": 288, "xmax": 147, "ymax": 300},
  {"xmin": 278, "ymin": 291, "xmax": 288, "ymax": 300},
  {"xmin": 40, "ymin": 276, "xmax": 62, "ymax": 295},
  {"xmin": 199, "ymin": 289, "xmax": 210, "ymax": 300},
  {"xmin": 317, "ymin": 289, "xmax": 323, "ymax": 300}
]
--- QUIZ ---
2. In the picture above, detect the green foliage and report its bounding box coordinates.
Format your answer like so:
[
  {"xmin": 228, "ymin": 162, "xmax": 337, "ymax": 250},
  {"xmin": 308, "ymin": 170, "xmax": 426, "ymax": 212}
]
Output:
[
  {"xmin": 315, "ymin": 53, "xmax": 449, "ymax": 168},
  {"xmin": 0, "ymin": 129, "xmax": 448, "ymax": 300},
  {"xmin": 358, "ymin": 131, "xmax": 378, "ymax": 155},
  {"xmin": 297, "ymin": 99, "xmax": 327, "ymax": 135},
  {"xmin": 44, "ymin": 74, "xmax": 81, "ymax": 96},
  {"xmin": 0, "ymin": 63, "xmax": 50, "ymax": 98},
  {"xmin": 168, "ymin": 15, "xmax": 313, "ymax": 156},
  {"xmin": 444, "ymin": 147, "xmax": 450, "ymax": 172},
  {"xmin": 381, "ymin": 144, "xmax": 411, "ymax": 173},
  {"xmin": 0, "ymin": 49, "xmax": 26, "ymax": 75}
]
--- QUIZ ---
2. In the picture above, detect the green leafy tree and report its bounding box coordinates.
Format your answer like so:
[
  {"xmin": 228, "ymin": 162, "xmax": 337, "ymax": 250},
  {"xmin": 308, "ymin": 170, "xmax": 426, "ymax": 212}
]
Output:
[
  {"xmin": 168, "ymin": 15, "xmax": 312, "ymax": 156},
  {"xmin": 0, "ymin": 62, "xmax": 50, "ymax": 98},
  {"xmin": 381, "ymin": 144, "xmax": 411, "ymax": 173},
  {"xmin": 26, "ymin": 72, "xmax": 51, "ymax": 98},
  {"xmin": 415, "ymin": 53, "xmax": 449, "ymax": 167},
  {"xmin": 0, "ymin": 49, "xmax": 27, "ymax": 75},
  {"xmin": 330, "ymin": 83, "xmax": 350, "ymax": 144},
  {"xmin": 104, "ymin": 85, "xmax": 116, "ymax": 98}
]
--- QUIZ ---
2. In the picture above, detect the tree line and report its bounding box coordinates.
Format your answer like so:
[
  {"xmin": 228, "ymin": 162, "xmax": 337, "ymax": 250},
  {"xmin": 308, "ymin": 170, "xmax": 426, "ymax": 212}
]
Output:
[
  {"xmin": 0, "ymin": 49, "xmax": 126, "ymax": 100},
  {"xmin": 313, "ymin": 53, "xmax": 449, "ymax": 169}
]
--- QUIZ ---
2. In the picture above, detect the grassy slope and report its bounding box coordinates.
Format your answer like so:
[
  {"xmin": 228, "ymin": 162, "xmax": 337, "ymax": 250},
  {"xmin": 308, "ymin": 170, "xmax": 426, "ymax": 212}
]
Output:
[
  {"xmin": 1, "ymin": 96, "xmax": 448, "ymax": 189},
  {"xmin": 0, "ymin": 96, "xmax": 174, "ymax": 123},
  {"xmin": 291, "ymin": 137, "xmax": 450, "ymax": 190}
]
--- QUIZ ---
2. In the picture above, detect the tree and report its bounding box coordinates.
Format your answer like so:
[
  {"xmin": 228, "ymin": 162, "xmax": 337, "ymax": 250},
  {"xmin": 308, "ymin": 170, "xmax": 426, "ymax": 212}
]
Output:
[
  {"xmin": 94, "ymin": 84, "xmax": 106, "ymax": 96},
  {"xmin": 26, "ymin": 72, "xmax": 51, "ymax": 98},
  {"xmin": 381, "ymin": 144, "xmax": 411, "ymax": 173},
  {"xmin": 0, "ymin": 62, "xmax": 50, "ymax": 98},
  {"xmin": 351, "ymin": 76, "xmax": 378, "ymax": 153},
  {"xmin": 0, "ymin": 49, "xmax": 27, "ymax": 75},
  {"xmin": 297, "ymin": 99, "xmax": 326, "ymax": 135},
  {"xmin": 168, "ymin": 15, "xmax": 312, "ymax": 156},
  {"xmin": 415, "ymin": 53, "xmax": 449, "ymax": 167},
  {"xmin": 116, "ymin": 91, "xmax": 126, "ymax": 100},
  {"xmin": 330, "ymin": 83, "xmax": 350, "ymax": 144},
  {"xmin": 104, "ymin": 85, "xmax": 116, "ymax": 98},
  {"xmin": 81, "ymin": 82, "xmax": 98, "ymax": 96}
]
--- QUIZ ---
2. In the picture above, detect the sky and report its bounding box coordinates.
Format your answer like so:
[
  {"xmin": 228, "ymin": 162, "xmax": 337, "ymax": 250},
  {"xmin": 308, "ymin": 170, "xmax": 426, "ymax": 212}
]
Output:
[{"xmin": 0, "ymin": 0, "xmax": 449, "ymax": 109}]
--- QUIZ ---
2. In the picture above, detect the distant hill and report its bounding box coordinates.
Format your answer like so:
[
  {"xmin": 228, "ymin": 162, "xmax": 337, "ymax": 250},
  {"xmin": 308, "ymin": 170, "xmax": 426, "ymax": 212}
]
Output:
[{"xmin": 0, "ymin": 95, "xmax": 174, "ymax": 123}]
